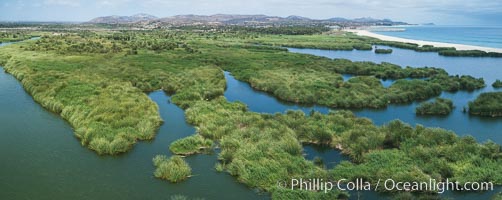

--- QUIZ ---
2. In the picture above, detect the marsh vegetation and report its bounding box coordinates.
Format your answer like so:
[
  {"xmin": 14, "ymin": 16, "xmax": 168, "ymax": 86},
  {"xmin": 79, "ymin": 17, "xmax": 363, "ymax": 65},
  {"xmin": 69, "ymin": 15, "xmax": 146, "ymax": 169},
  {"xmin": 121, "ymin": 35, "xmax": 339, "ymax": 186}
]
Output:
[
  {"xmin": 374, "ymin": 48, "xmax": 392, "ymax": 54},
  {"xmin": 170, "ymin": 135, "xmax": 213, "ymax": 155},
  {"xmin": 0, "ymin": 28, "xmax": 500, "ymax": 199},
  {"xmin": 493, "ymin": 80, "xmax": 502, "ymax": 88},
  {"xmin": 469, "ymin": 92, "xmax": 502, "ymax": 117},
  {"xmin": 250, "ymin": 32, "xmax": 502, "ymax": 57},
  {"xmin": 0, "ymin": 31, "xmax": 38, "ymax": 42},
  {"xmin": 153, "ymin": 155, "xmax": 192, "ymax": 183},
  {"xmin": 416, "ymin": 98, "xmax": 454, "ymax": 115},
  {"xmin": 0, "ymin": 30, "xmax": 487, "ymax": 156}
]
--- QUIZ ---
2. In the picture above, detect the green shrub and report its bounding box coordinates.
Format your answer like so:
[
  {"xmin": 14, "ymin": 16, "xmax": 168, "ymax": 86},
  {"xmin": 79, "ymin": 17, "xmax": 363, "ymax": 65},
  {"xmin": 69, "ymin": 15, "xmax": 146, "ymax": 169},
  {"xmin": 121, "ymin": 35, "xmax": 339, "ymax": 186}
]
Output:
[
  {"xmin": 493, "ymin": 79, "xmax": 502, "ymax": 88},
  {"xmin": 2, "ymin": 30, "xmax": 501, "ymax": 199},
  {"xmin": 375, "ymin": 48, "xmax": 392, "ymax": 54},
  {"xmin": 169, "ymin": 134, "xmax": 213, "ymax": 155},
  {"xmin": 416, "ymin": 98, "xmax": 454, "ymax": 115},
  {"xmin": 152, "ymin": 155, "xmax": 192, "ymax": 183},
  {"xmin": 214, "ymin": 163, "xmax": 225, "ymax": 172},
  {"xmin": 439, "ymin": 50, "xmax": 502, "ymax": 57},
  {"xmin": 469, "ymin": 92, "xmax": 502, "ymax": 117}
]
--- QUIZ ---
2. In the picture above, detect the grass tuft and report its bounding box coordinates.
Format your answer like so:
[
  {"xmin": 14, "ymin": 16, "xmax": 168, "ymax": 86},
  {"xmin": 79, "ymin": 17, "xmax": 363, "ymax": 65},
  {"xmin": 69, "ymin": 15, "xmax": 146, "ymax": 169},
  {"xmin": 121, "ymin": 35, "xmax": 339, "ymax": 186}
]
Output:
[{"xmin": 153, "ymin": 155, "xmax": 192, "ymax": 183}]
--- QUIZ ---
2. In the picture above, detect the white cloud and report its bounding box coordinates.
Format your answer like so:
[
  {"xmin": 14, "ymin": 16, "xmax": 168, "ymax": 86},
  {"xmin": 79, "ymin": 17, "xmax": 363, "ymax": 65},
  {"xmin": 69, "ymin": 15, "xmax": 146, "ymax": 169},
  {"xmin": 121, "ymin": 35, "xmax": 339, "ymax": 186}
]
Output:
[
  {"xmin": 97, "ymin": 0, "xmax": 132, "ymax": 7},
  {"xmin": 43, "ymin": 0, "xmax": 81, "ymax": 7}
]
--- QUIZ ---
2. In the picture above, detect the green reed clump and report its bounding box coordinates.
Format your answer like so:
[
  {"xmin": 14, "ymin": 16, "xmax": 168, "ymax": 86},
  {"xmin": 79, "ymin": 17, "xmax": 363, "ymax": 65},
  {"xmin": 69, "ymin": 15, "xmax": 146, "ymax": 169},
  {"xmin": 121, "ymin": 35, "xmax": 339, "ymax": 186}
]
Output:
[
  {"xmin": 210, "ymin": 43, "xmax": 484, "ymax": 109},
  {"xmin": 430, "ymin": 74, "xmax": 485, "ymax": 91},
  {"xmin": 332, "ymin": 120, "xmax": 502, "ymax": 187},
  {"xmin": 493, "ymin": 79, "xmax": 502, "ymax": 88},
  {"xmin": 0, "ymin": 34, "xmax": 230, "ymax": 155},
  {"xmin": 183, "ymin": 96, "xmax": 501, "ymax": 196},
  {"xmin": 1, "ymin": 30, "xmax": 501, "ymax": 199},
  {"xmin": 375, "ymin": 48, "xmax": 392, "ymax": 54},
  {"xmin": 416, "ymin": 98, "xmax": 454, "ymax": 115},
  {"xmin": 153, "ymin": 155, "xmax": 192, "ymax": 183},
  {"xmin": 88, "ymin": 137, "xmax": 131, "ymax": 155},
  {"xmin": 439, "ymin": 49, "xmax": 502, "ymax": 57},
  {"xmin": 169, "ymin": 134, "xmax": 213, "ymax": 155},
  {"xmin": 185, "ymin": 97, "xmax": 328, "ymax": 194},
  {"xmin": 469, "ymin": 92, "xmax": 502, "ymax": 117}
]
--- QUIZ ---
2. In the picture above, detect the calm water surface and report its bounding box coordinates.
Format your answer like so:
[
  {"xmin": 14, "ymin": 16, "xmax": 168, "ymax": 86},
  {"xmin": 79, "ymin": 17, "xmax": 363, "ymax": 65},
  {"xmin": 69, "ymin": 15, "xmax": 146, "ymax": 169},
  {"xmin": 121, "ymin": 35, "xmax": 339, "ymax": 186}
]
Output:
[
  {"xmin": 1, "ymin": 39, "xmax": 501, "ymax": 200},
  {"xmin": 0, "ymin": 65, "xmax": 264, "ymax": 199},
  {"xmin": 224, "ymin": 72, "xmax": 501, "ymax": 200},
  {"xmin": 286, "ymin": 46, "xmax": 502, "ymax": 144},
  {"xmin": 223, "ymin": 46, "xmax": 502, "ymax": 199}
]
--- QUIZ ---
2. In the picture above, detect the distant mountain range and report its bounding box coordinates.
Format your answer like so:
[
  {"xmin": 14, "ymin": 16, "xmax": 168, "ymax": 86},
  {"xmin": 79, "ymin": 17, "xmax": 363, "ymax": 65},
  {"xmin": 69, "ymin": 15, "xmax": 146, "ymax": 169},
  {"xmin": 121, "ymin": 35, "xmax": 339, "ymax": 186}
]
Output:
[
  {"xmin": 89, "ymin": 13, "xmax": 158, "ymax": 24},
  {"xmin": 88, "ymin": 13, "xmax": 409, "ymax": 26}
]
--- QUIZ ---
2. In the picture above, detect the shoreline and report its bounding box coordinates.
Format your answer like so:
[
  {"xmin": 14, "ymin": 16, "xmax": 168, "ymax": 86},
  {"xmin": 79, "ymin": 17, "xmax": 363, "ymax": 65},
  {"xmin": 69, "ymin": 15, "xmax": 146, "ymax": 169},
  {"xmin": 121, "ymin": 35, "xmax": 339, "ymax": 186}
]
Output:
[{"xmin": 346, "ymin": 29, "xmax": 502, "ymax": 53}]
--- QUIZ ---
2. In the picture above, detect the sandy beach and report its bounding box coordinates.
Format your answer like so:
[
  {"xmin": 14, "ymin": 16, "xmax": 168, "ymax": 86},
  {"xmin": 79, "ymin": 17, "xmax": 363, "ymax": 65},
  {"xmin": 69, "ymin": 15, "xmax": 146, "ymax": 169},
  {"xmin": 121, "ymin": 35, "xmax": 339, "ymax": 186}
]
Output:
[{"xmin": 346, "ymin": 29, "xmax": 502, "ymax": 53}]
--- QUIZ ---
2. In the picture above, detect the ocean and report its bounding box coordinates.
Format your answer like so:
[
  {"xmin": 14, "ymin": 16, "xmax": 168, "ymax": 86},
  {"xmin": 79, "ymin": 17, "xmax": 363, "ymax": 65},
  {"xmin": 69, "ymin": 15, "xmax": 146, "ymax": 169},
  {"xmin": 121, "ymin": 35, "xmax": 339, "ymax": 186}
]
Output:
[{"xmin": 372, "ymin": 25, "xmax": 502, "ymax": 49}]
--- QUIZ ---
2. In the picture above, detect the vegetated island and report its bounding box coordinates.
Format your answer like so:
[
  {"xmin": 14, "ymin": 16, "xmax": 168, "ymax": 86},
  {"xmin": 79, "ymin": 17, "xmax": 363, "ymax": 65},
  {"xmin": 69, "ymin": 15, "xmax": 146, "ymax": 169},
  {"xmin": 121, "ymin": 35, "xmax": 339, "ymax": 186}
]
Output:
[
  {"xmin": 416, "ymin": 98, "xmax": 454, "ymax": 115},
  {"xmin": 0, "ymin": 30, "xmax": 488, "ymax": 157},
  {"xmin": 374, "ymin": 48, "xmax": 392, "ymax": 54},
  {"xmin": 0, "ymin": 27, "xmax": 500, "ymax": 199},
  {"xmin": 153, "ymin": 155, "xmax": 192, "ymax": 183},
  {"xmin": 493, "ymin": 79, "xmax": 502, "ymax": 88},
  {"xmin": 469, "ymin": 92, "xmax": 502, "ymax": 117},
  {"xmin": 169, "ymin": 134, "xmax": 213, "ymax": 155}
]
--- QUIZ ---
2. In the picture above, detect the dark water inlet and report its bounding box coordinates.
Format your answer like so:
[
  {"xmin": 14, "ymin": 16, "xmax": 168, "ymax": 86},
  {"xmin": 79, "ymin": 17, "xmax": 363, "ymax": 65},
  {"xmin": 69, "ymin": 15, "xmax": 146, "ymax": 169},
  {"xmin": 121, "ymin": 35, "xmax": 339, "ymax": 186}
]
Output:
[
  {"xmin": 223, "ymin": 70, "xmax": 502, "ymax": 200},
  {"xmin": 0, "ymin": 66, "xmax": 264, "ymax": 199},
  {"xmin": 1, "ymin": 38, "xmax": 501, "ymax": 200},
  {"xmin": 222, "ymin": 44, "xmax": 502, "ymax": 199},
  {"xmin": 289, "ymin": 46, "xmax": 502, "ymax": 143},
  {"xmin": 228, "ymin": 45, "xmax": 502, "ymax": 144},
  {"xmin": 224, "ymin": 70, "xmax": 502, "ymax": 144}
]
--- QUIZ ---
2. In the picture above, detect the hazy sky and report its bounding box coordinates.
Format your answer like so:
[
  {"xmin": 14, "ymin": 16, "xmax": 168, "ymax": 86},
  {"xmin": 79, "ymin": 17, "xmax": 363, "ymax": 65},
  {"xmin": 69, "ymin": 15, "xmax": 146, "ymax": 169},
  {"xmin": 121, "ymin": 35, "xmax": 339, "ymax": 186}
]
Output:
[{"xmin": 1, "ymin": 0, "xmax": 501, "ymax": 25}]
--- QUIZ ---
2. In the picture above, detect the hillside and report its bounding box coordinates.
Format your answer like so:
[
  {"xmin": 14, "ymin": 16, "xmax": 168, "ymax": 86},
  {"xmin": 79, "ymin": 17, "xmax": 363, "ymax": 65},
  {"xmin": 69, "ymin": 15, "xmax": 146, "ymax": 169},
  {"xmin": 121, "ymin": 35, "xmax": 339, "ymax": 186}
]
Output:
[
  {"xmin": 89, "ymin": 13, "xmax": 158, "ymax": 24},
  {"xmin": 88, "ymin": 13, "xmax": 408, "ymax": 26}
]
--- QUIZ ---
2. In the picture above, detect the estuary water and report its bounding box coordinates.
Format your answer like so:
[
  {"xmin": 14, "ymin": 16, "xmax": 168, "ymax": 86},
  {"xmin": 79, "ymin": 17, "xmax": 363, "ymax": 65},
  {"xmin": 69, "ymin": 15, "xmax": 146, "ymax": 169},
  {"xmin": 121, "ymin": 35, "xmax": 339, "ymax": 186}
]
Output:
[
  {"xmin": 2, "ymin": 38, "xmax": 501, "ymax": 200},
  {"xmin": 0, "ymin": 65, "xmax": 264, "ymax": 199},
  {"xmin": 286, "ymin": 46, "xmax": 502, "ymax": 144},
  {"xmin": 223, "ymin": 72, "xmax": 501, "ymax": 200},
  {"xmin": 222, "ymin": 45, "xmax": 502, "ymax": 198}
]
